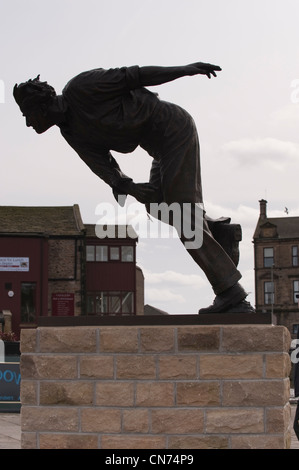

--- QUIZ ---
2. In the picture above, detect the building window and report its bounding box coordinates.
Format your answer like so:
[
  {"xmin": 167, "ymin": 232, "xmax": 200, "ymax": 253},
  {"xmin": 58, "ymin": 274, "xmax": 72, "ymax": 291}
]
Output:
[
  {"xmin": 96, "ymin": 246, "xmax": 108, "ymax": 261},
  {"xmin": 86, "ymin": 245, "xmax": 134, "ymax": 262},
  {"xmin": 264, "ymin": 281, "xmax": 274, "ymax": 305},
  {"xmin": 121, "ymin": 246, "xmax": 134, "ymax": 262},
  {"xmin": 264, "ymin": 247, "xmax": 274, "ymax": 267},
  {"xmin": 21, "ymin": 282, "xmax": 37, "ymax": 323},
  {"xmin": 86, "ymin": 292, "xmax": 108, "ymax": 314},
  {"xmin": 86, "ymin": 291, "xmax": 134, "ymax": 314},
  {"xmin": 292, "ymin": 324, "xmax": 299, "ymax": 336},
  {"xmin": 86, "ymin": 245, "xmax": 108, "ymax": 262},
  {"xmin": 292, "ymin": 246, "xmax": 298, "ymax": 266},
  {"xmin": 110, "ymin": 247, "xmax": 120, "ymax": 261},
  {"xmin": 293, "ymin": 281, "xmax": 299, "ymax": 304},
  {"xmin": 86, "ymin": 245, "xmax": 95, "ymax": 261}
]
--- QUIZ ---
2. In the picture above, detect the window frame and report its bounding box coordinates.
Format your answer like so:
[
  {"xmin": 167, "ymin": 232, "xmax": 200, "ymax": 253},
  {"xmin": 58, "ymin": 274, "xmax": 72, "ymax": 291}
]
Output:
[
  {"xmin": 121, "ymin": 245, "xmax": 134, "ymax": 262},
  {"xmin": 86, "ymin": 291, "xmax": 135, "ymax": 315},
  {"xmin": 263, "ymin": 247, "xmax": 274, "ymax": 268},
  {"xmin": 20, "ymin": 281, "xmax": 37, "ymax": 323},
  {"xmin": 293, "ymin": 280, "xmax": 299, "ymax": 304},
  {"xmin": 264, "ymin": 281, "xmax": 275, "ymax": 305},
  {"xmin": 292, "ymin": 246, "xmax": 298, "ymax": 267},
  {"xmin": 86, "ymin": 244, "xmax": 134, "ymax": 263}
]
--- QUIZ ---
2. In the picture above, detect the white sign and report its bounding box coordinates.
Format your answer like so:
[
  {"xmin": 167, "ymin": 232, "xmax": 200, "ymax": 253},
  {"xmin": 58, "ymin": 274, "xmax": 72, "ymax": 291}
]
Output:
[{"xmin": 0, "ymin": 257, "xmax": 29, "ymax": 272}]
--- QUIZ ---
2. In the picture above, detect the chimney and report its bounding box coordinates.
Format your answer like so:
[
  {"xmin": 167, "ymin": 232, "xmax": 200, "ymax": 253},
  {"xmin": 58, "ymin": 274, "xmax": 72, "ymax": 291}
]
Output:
[{"xmin": 259, "ymin": 199, "xmax": 267, "ymax": 220}]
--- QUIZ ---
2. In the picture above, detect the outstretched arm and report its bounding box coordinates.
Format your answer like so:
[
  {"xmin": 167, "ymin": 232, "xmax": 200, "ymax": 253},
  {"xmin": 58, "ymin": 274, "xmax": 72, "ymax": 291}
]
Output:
[{"xmin": 138, "ymin": 62, "xmax": 221, "ymax": 87}]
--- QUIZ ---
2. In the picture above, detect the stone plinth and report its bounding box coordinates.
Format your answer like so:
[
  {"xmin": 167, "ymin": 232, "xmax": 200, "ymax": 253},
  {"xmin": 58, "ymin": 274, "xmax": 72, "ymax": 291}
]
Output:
[{"xmin": 20, "ymin": 323, "xmax": 291, "ymax": 449}]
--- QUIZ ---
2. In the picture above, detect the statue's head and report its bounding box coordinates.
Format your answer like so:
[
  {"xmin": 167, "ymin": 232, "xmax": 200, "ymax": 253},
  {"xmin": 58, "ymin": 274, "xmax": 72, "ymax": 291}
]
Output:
[
  {"xmin": 13, "ymin": 75, "xmax": 56, "ymax": 113},
  {"xmin": 13, "ymin": 75, "xmax": 57, "ymax": 133}
]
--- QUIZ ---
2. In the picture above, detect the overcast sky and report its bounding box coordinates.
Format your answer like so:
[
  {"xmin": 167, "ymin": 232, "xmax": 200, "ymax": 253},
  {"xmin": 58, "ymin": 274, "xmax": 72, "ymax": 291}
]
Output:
[{"xmin": 2, "ymin": 0, "xmax": 299, "ymax": 313}]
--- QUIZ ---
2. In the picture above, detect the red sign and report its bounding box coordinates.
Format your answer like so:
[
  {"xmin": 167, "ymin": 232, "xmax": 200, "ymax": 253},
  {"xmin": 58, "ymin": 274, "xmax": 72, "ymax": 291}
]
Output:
[{"xmin": 52, "ymin": 293, "xmax": 74, "ymax": 316}]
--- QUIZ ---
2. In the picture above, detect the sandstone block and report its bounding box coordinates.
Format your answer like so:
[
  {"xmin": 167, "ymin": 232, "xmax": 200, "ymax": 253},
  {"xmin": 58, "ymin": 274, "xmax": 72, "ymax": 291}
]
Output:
[
  {"xmin": 221, "ymin": 325, "xmax": 291, "ymax": 352},
  {"xmin": 168, "ymin": 435, "xmax": 229, "ymax": 449},
  {"xmin": 101, "ymin": 435, "xmax": 166, "ymax": 449},
  {"xmin": 122, "ymin": 409, "xmax": 149, "ymax": 433},
  {"xmin": 136, "ymin": 382, "xmax": 174, "ymax": 407},
  {"xmin": 231, "ymin": 434, "xmax": 287, "ymax": 449},
  {"xmin": 80, "ymin": 355, "xmax": 114, "ymax": 379},
  {"xmin": 96, "ymin": 382, "xmax": 134, "ymax": 406},
  {"xmin": 177, "ymin": 326, "xmax": 220, "ymax": 351},
  {"xmin": 39, "ymin": 433, "xmax": 98, "ymax": 449},
  {"xmin": 40, "ymin": 381, "xmax": 93, "ymax": 405},
  {"xmin": 116, "ymin": 355, "xmax": 156, "ymax": 379},
  {"xmin": 20, "ymin": 355, "xmax": 77, "ymax": 380},
  {"xmin": 158, "ymin": 355, "xmax": 198, "ymax": 379},
  {"xmin": 81, "ymin": 409, "xmax": 121, "ymax": 433},
  {"xmin": 265, "ymin": 353, "xmax": 291, "ymax": 378},
  {"xmin": 151, "ymin": 409, "xmax": 204, "ymax": 434},
  {"xmin": 21, "ymin": 432, "xmax": 37, "ymax": 449},
  {"xmin": 223, "ymin": 380, "xmax": 289, "ymax": 406},
  {"xmin": 199, "ymin": 354, "xmax": 263, "ymax": 379},
  {"xmin": 20, "ymin": 381, "xmax": 37, "ymax": 405},
  {"xmin": 266, "ymin": 404, "xmax": 291, "ymax": 433},
  {"xmin": 20, "ymin": 329, "xmax": 36, "ymax": 353},
  {"xmin": 39, "ymin": 327, "xmax": 97, "ymax": 353},
  {"xmin": 139, "ymin": 327, "xmax": 175, "ymax": 352},
  {"xmin": 21, "ymin": 407, "xmax": 78, "ymax": 432},
  {"xmin": 206, "ymin": 408, "xmax": 264, "ymax": 434},
  {"xmin": 176, "ymin": 381, "xmax": 220, "ymax": 406},
  {"xmin": 100, "ymin": 327, "xmax": 138, "ymax": 353}
]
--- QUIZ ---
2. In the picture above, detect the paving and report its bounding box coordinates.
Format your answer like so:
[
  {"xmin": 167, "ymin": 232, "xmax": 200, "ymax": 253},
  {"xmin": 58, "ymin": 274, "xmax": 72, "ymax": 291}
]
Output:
[
  {"xmin": 0, "ymin": 405, "xmax": 298, "ymax": 449},
  {"xmin": 0, "ymin": 413, "xmax": 21, "ymax": 449}
]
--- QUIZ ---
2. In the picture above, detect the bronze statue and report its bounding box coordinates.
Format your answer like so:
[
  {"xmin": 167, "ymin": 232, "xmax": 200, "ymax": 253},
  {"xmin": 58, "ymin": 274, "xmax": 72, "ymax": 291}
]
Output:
[{"xmin": 13, "ymin": 62, "xmax": 254, "ymax": 313}]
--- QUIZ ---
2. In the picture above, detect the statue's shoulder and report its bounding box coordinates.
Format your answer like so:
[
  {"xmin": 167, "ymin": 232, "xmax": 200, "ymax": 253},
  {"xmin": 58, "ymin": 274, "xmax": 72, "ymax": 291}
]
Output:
[{"xmin": 63, "ymin": 69, "xmax": 106, "ymax": 94}]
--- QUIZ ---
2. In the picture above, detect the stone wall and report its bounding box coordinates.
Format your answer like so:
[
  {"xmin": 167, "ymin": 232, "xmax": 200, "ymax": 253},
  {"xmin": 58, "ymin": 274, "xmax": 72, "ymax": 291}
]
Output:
[{"xmin": 20, "ymin": 324, "xmax": 291, "ymax": 449}]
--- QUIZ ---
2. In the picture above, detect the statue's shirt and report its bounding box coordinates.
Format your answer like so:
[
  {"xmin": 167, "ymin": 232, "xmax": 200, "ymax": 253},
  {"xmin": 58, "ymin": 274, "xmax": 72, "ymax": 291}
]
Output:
[
  {"xmin": 59, "ymin": 66, "xmax": 159, "ymax": 191},
  {"xmin": 59, "ymin": 66, "xmax": 202, "ymax": 204}
]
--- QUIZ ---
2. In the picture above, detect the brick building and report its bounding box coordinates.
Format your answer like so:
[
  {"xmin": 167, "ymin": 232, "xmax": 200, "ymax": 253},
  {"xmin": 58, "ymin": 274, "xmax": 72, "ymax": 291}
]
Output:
[
  {"xmin": 84, "ymin": 224, "xmax": 144, "ymax": 316},
  {"xmin": 253, "ymin": 199, "xmax": 299, "ymax": 336},
  {"xmin": 0, "ymin": 205, "xmax": 143, "ymax": 337}
]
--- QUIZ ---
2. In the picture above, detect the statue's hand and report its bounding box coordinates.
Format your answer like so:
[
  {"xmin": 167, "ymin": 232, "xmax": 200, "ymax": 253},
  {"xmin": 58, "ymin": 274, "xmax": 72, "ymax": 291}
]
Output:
[
  {"xmin": 127, "ymin": 182, "xmax": 160, "ymax": 204},
  {"xmin": 187, "ymin": 62, "xmax": 222, "ymax": 78}
]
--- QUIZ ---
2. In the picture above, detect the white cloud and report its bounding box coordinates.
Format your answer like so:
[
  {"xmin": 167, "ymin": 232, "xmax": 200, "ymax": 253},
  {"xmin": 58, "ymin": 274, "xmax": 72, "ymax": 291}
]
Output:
[
  {"xmin": 204, "ymin": 202, "xmax": 259, "ymax": 227},
  {"xmin": 271, "ymin": 104, "xmax": 299, "ymax": 125},
  {"xmin": 145, "ymin": 288, "xmax": 185, "ymax": 304},
  {"xmin": 222, "ymin": 138, "xmax": 299, "ymax": 170},
  {"xmin": 143, "ymin": 269, "xmax": 205, "ymax": 289}
]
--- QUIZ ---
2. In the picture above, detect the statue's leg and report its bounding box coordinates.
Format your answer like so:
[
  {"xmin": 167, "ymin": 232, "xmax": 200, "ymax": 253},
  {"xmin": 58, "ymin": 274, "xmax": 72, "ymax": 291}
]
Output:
[
  {"xmin": 179, "ymin": 206, "xmax": 242, "ymax": 295},
  {"xmin": 207, "ymin": 220, "xmax": 242, "ymax": 267},
  {"xmin": 146, "ymin": 201, "xmax": 251, "ymax": 313},
  {"xmin": 142, "ymin": 101, "xmax": 253, "ymax": 312}
]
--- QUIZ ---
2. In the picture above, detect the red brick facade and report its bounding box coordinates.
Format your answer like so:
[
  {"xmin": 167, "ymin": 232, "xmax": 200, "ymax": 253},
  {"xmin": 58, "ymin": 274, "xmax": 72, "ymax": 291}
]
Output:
[{"xmin": 0, "ymin": 206, "xmax": 143, "ymax": 338}]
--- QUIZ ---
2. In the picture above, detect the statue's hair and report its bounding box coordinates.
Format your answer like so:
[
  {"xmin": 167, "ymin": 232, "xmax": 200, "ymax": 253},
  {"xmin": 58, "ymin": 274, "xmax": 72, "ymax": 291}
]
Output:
[{"xmin": 13, "ymin": 75, "xmax": 56, "ymax": 112}]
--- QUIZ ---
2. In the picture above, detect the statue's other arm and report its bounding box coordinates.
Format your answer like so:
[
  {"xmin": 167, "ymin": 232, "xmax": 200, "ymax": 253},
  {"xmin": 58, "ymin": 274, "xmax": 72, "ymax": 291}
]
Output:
[
  {"xmin": 74, "ymin": 147, "xmax": 158, "ymax": 204},
  {"xmin": 137, "ymin": 62, "xmax": 221, "ymax": 88}
]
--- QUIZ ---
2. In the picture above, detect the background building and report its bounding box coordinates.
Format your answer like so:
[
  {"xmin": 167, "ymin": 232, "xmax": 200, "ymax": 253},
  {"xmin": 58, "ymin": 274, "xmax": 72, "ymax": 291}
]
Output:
[
  {"xmin": 253, "ymin": 199, "xmax": 299, "ymax": 337},
  {"xmin": 0, "ymin": 205, "xmax": 143, "ymax": 338},
  {"xmin": 84, "ymin": 224, "xmax": 143, "ymax": 316}
]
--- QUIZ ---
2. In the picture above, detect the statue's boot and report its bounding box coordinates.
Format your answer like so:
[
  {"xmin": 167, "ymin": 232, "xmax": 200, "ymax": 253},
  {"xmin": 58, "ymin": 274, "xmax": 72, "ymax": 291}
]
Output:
[
  {"xmin": 198, "ymin": 282, "xmax": 255, "ymax": 314},
  {"xmin": 205, "ymin": 216, "xmax": 242, "ymax": 267}
]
